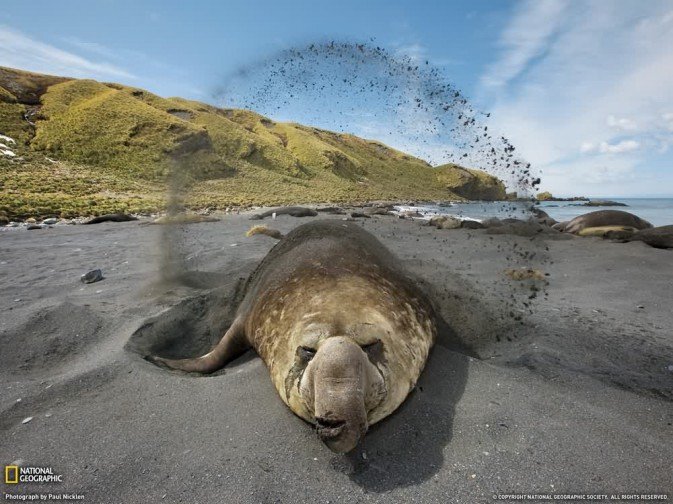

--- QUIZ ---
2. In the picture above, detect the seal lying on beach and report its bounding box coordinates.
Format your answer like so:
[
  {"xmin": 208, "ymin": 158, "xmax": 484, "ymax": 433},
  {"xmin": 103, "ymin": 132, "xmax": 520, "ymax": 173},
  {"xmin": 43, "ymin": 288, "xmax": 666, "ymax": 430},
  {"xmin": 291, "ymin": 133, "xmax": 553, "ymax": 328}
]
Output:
[
  {"xmin": 82, "ymin": 213, "xmax": 138, "ymax": 225},
  {"xmin": 619, "ymin": 225, "xmax": 673, "ymax": 249},
  {"xmin": 250, "ymin": 206, "xmax": 318, "ymax": 220},
  {"xmin": 557, "ymin": 210, "xmax": 652, "ymax": 234},
  {"xmin": 147, "ymin": 220, "xmax": 436, "ymax": 453},
  {"xmin": 576, "ymin": 225, "xmax": 638, "ymax": 238}
]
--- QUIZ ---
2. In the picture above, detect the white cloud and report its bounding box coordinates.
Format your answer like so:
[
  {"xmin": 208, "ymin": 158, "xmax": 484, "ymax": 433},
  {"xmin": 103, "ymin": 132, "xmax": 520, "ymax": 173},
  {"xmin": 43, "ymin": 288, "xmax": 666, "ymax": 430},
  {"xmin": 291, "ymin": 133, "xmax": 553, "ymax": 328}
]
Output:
[
  {"xmin": 662, "ymin": 112, "xmax": 673, "ymax": 131},
  {"xmin": 0, "ymin": 25, "xmax": 135, "ymax": 80},
  {"xmin": 580, "ymin": 139, "xmax": 640, "ymax": 154},
  {"xmin": 579, "ymin": 142, "xmax": 595, "ymax": 153},
  {"xmin": 606, "ymin": 115, "xmax": 637, "ymax": 131},
  {"xmin": 481, "ymin": 0, "xmax": 567, "ymax": 89},
  {"xmin": 598, "ymin": 140, "xmax": 639, "ymax": 154},
  {"xmin": 480, "ymin": 0, "xmax": 673, "ymax": 195}
]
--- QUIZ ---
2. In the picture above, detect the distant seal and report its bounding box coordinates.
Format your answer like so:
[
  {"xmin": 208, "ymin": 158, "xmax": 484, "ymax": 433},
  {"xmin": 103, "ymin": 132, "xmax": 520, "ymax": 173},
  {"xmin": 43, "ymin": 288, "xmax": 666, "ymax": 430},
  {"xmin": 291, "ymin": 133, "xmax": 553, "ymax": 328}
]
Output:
[
  {"xmin": 82, "ymin": 213, "xmax": 138, "ymax": 224},
  {"xmin": 461, "ymin": 220, "xmax": 485, "ymax": 229},
  {"xmin": 250, "ymin": 206, "xmax": 318, "ymax": 220},
  {"xmin": 624, "ymin": 225, "xmax": 673, "ymax": 249},
  {"xmin": 428, "ymin": 215, "xmax": 461, "ymax": 229},
  {"xmin": 148, "ymin": 214, "xmax": 218, "ymax": 225},
  {"xmin": 531, "ymin": 207, "xmax": 557, "ymax": 227},
  {"xmin": 147, "ymin": 220, "xmax": 436, "ymax": 453},
  {"xmin": 562, "ymin": 210, "xmax": 652, "ymax": 234},
  {"xmin": 577, "ymin": 226, "xmax": 637, "ymax": 238},
  {"xmin": 364, "ymin": 207, "xmax": 393, "ymax": 216}
]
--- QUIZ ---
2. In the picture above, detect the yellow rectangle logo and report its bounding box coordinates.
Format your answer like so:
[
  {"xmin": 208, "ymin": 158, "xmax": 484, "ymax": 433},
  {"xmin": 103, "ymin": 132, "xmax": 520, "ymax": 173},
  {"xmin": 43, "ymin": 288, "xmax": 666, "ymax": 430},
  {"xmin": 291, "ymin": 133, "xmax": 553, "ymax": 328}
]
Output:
[{"xmin": 5, "ymin": 465, "xmax": 19, "ymax": 484}]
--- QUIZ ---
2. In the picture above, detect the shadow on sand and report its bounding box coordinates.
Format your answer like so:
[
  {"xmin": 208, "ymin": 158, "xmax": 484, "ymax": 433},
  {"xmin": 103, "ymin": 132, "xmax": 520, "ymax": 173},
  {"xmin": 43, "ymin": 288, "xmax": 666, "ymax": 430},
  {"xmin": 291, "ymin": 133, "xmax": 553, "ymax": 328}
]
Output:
[{"xmin": 332, "ymin": 315, "xmax": 469, "ymax": 492}]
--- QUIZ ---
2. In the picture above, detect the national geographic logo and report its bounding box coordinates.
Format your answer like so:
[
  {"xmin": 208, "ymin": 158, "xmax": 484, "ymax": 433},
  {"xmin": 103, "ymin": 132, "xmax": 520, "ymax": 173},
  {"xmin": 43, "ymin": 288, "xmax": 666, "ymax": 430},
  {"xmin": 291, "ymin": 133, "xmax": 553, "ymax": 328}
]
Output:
[
  {"xmin": 4, "ymin": 466, "xmax": 18, "ymax": 484},
  {"xmin": 4, "ymin": 466, "xmax": 63, "ymax": 484}
]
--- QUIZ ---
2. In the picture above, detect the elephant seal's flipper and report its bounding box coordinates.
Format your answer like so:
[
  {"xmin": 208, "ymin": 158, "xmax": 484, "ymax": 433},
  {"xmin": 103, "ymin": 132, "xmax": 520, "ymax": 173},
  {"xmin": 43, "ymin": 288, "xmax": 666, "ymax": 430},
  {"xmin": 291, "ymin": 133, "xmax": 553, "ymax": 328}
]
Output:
[{"xmin": 146, "ymin": 317, "xmax": 249, "ymax": 374}]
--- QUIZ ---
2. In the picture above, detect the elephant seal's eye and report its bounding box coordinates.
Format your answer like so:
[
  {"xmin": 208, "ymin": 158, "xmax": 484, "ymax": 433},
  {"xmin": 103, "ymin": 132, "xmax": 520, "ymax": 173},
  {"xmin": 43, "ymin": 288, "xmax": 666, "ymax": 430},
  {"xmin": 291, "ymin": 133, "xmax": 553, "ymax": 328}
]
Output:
[
  {"xmin": 297, "ymin": 346, "xmax": 316, "ymax": 362},
  {"xmin": 361, "ymin": 340, "xmax": 384, "ymax": 362}
]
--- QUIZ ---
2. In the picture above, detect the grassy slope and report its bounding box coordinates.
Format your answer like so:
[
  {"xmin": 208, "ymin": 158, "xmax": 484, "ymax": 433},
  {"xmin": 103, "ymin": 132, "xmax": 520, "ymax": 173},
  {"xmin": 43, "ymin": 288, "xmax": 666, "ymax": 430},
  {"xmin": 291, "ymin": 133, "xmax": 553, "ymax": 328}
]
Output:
[
  {"xmin": 0, "ymin": 67, "xmax": 505, "ymax": 219},
  {"xmin": 435, "ymin": 163, "xmax": 506, "ymax": 201}
]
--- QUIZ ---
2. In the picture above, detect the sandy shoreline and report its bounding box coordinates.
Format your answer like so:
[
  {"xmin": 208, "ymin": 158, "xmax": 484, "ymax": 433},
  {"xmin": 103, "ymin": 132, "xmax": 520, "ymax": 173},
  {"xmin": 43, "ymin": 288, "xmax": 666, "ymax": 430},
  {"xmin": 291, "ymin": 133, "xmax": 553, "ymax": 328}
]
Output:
[{"xmin": 1, "ymin": 211, "xmax": 671, "ymax": 503}]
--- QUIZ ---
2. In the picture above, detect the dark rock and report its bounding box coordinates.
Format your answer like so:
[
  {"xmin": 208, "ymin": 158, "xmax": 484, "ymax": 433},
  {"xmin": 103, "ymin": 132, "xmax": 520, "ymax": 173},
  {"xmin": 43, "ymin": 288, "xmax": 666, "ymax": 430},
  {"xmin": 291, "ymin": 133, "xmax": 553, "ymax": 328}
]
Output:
[
  {"xmin": 350, "ymin": 212, "xmax": 371, "ymax": 219},
  {"xmin": 81, "ymin": 269, "xmax": 104, "ymax": 284},
  {"xmin": 582, "ymin": 200, "xmax": 627, "ymax": 207}
]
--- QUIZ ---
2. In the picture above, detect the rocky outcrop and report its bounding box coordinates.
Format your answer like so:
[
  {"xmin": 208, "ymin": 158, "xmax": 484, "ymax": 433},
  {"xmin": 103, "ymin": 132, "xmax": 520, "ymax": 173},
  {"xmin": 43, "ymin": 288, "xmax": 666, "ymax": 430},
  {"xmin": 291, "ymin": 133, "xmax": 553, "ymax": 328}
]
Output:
[
  {"xmin": 580, "ymin": 200, "xmax": 627, "ymax": 207},
  {"xmin": 434, "ymin": 164, "xmax": 506, "ymax": 201},
  {"xmin": 536, "ymin": 192, "xmax": 588, "ymax": 202}
]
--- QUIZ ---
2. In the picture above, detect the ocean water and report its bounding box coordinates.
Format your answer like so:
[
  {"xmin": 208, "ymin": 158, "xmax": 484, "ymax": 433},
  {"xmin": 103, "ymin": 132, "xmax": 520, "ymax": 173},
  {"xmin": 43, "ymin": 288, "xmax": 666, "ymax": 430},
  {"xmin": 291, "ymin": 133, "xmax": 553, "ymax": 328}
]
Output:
[
  {"xmin": 538, "ymin": 198, "xmax": 673, "ymax": 227},
  {"xmin": 395, "ymin": 198, "xmax": 673, "ymax": 227}
]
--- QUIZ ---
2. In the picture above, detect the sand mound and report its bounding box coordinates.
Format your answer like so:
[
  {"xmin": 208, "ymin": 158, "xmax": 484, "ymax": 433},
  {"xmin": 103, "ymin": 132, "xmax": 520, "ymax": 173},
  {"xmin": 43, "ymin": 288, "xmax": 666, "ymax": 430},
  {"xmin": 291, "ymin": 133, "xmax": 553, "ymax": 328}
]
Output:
[{"xmin": 1, "ymin": 302, "xmax": 102, "ymax": 375}]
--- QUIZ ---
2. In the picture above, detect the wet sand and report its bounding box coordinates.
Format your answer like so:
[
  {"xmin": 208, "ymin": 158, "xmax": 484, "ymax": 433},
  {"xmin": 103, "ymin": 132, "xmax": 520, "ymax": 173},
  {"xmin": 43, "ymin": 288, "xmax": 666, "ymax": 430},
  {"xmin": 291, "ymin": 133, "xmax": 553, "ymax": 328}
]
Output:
[{"xmin": 1, "ymin": 212, "xmax": 671, "ymax": 503}]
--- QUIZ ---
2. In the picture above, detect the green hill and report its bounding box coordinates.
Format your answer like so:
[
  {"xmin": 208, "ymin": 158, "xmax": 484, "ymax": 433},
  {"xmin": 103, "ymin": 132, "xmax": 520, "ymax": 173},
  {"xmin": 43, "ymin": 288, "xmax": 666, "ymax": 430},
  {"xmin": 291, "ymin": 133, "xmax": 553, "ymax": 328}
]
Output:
[{"xmin": 0, "ymin": 66, "xmax": 506, "ymax": 219}]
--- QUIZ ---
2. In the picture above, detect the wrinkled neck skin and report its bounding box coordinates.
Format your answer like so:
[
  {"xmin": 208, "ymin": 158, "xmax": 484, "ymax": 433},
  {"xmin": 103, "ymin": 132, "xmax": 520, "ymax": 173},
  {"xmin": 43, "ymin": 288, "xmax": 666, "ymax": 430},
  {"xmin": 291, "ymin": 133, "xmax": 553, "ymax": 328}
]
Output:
[{"xmin": 249, "ymin": 271, "xmax": 435, "ymax": 453}]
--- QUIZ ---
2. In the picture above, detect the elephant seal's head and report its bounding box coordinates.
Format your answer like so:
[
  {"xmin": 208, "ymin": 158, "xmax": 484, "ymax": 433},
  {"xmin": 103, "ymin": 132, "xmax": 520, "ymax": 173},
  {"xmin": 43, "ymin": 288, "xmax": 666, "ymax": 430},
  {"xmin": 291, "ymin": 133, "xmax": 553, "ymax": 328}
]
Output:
[{"xmin": 286, "ymin": 335, "xmax": 387, "ymax": 453}]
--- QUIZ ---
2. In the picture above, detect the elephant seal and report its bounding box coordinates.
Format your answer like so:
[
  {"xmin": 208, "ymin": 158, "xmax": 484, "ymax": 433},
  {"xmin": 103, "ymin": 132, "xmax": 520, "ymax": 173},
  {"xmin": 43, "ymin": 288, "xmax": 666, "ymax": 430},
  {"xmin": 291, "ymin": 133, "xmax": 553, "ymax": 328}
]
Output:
[
  {"xmin": 428, "ymin": 215, "xmax": 461, "ymax": 229},
  {"xmin": 531, "ymin": 207, "xmax": 557, "ymax": 227},
  {"xmin": 250, "ymin": 206, "xmax": 318, "ymax": 220},
  {"xmin": 562, "ymin": 210, "xmax": 652, "ymax": 234},
  {"xmin": 148, "ymin": 214, "xmax": 218, "ymax": 225},
  {"xmin": 82, "ymin": 213, "xmax": 137, "ymax": 224},
  {"xmin": 577, "ymin": 225, "xmax": 637, "ymax": 238},
  {"xmin": 624, "ymin": 225, "xmax": 673, "ymax": 249},
  {"xmin": 147, "ymin": 220, "xmax": 436, "ymax": 453}
]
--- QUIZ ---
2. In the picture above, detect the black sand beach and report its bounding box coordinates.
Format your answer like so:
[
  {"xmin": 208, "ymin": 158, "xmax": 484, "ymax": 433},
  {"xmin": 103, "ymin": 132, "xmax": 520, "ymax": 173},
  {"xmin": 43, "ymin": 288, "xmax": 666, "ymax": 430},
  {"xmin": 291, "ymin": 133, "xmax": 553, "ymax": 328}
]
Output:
[{"xmin": 1, "ymin": 212, "xmax": 671, "ymax": 503}]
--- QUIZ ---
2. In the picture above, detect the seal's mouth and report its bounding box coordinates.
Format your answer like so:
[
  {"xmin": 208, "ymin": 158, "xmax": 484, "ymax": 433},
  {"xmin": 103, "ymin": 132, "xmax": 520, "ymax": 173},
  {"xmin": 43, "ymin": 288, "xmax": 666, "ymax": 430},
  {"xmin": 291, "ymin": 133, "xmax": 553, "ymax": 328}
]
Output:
[{"xmin": 315, "ymin": 417, "xmax": 347, "ymax": 439}]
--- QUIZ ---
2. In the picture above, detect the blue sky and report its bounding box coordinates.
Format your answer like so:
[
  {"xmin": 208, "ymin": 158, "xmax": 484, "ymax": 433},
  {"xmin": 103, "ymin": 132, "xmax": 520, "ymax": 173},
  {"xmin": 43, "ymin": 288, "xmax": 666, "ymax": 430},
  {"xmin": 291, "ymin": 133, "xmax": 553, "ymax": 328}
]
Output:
[{"xmin": 1, "ymin": 0, "xmax": 672, "ymax": 197}]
